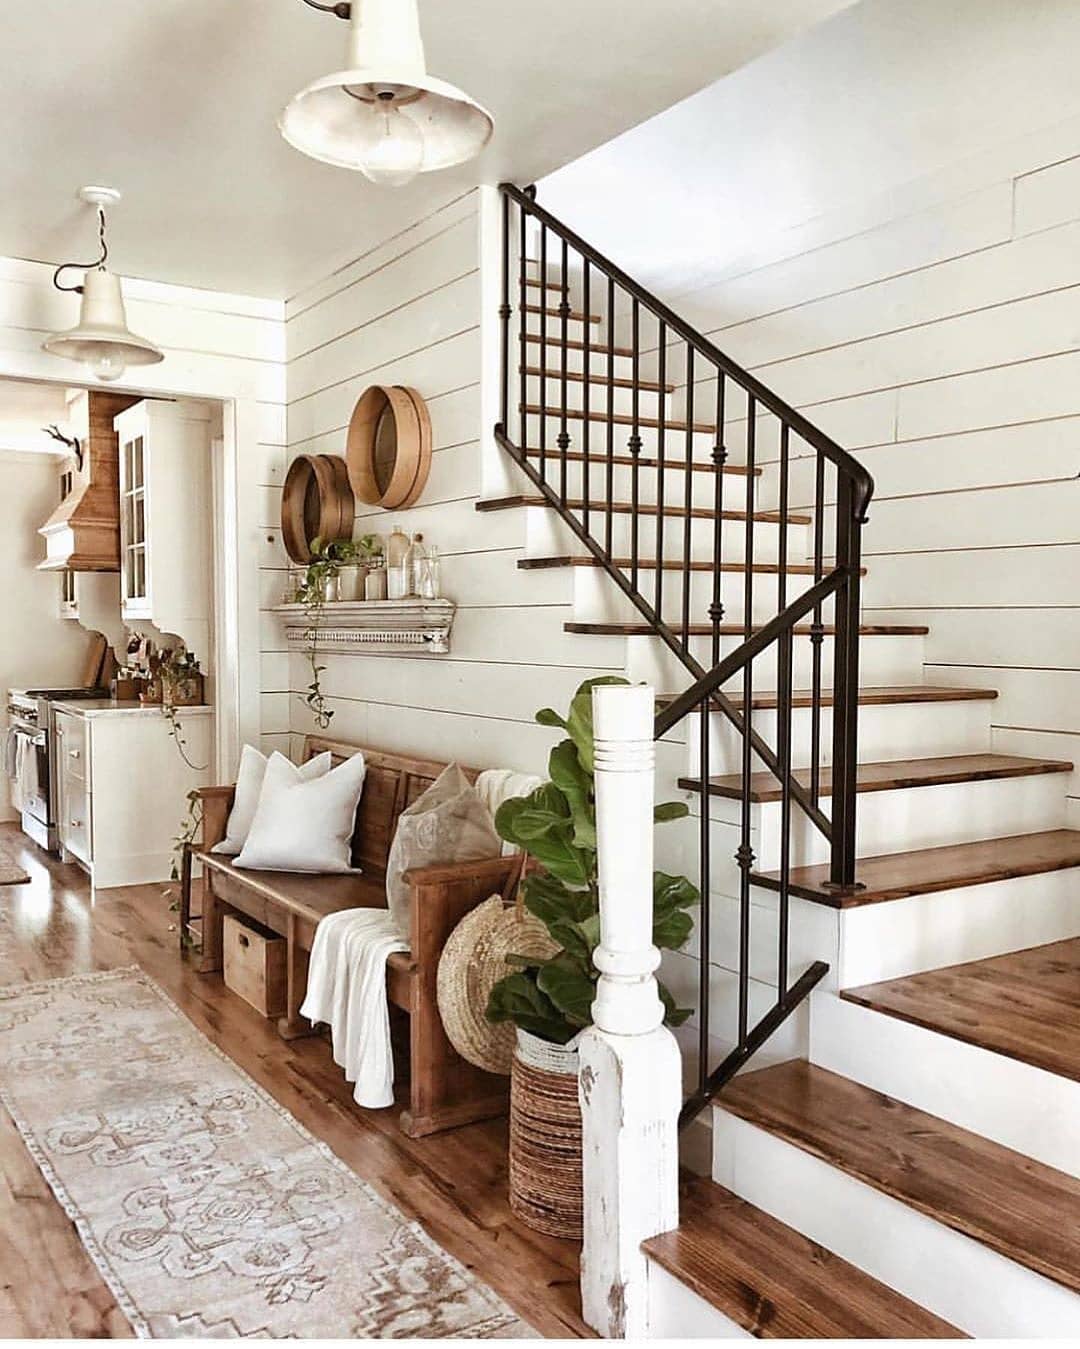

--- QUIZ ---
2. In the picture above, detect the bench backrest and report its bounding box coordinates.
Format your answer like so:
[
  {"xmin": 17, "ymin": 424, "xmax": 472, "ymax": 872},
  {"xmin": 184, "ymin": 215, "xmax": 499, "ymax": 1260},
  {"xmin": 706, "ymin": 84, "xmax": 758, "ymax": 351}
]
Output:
[{"xmin": 303, "ymin": 735, "xmax": 482, "ymax": 875}]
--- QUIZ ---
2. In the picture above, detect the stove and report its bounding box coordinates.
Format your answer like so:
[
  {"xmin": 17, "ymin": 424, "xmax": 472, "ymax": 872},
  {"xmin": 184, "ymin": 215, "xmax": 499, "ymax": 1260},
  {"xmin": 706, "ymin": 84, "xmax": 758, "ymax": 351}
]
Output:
[{"xmin": 7, "ymin": 686, "xmax": 110, "ymax": 851}]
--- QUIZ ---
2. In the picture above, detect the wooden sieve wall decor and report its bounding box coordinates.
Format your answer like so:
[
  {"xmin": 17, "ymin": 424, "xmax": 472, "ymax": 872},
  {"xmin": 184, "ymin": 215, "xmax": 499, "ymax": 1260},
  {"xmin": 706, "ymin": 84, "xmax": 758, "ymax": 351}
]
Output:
[
  {"xmin": 281, "ymin": 453, "xmax": 354, "ymax": 563},
  {"xmin": 346, "ymin": 385, "xmax": 432, "ymax": 510}
]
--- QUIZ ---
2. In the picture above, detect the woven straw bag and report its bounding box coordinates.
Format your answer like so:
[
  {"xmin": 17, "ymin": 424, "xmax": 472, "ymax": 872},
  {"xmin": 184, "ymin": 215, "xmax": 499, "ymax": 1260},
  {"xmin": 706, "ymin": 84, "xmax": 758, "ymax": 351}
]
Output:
[{"xmin": 436, "ymin": 859, "xmax": 558, "ymax": 1075}]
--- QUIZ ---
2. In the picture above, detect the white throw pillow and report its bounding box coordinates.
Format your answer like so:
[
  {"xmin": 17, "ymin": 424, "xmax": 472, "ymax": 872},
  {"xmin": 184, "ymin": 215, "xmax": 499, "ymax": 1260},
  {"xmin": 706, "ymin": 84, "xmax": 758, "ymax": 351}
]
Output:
[
  {"xmin": 384, "ymin": 763, "xmax": 502, "ymax": 939},
  {"xmin": 234, "ymin": 750, "xmax": 367, "ymax": 874},
  {"xmin": 212, "ymin": 745, "xmax": 331, "ymax": 856},
  {"xmin": 474, "ymin": 768, "xmax": 545, "ymax": 855}
]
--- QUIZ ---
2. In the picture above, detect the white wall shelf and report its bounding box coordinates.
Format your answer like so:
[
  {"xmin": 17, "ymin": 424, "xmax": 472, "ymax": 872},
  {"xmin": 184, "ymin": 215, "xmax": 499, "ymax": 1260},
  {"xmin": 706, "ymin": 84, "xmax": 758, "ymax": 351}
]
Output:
[{"xmin": 271, "ymin": 598, "xmax": 456, "ymax": 655}]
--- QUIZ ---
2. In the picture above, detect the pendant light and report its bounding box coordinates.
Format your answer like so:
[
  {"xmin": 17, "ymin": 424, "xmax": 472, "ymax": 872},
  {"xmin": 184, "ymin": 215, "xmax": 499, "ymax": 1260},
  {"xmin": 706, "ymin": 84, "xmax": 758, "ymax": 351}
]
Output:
[
  {"xmin": 280, "ymin": 0, "xmax": 493, "ymax": 186},
  {"xmin": 41, "ymin": 187, "xmax": 164, "ymax": 384}
]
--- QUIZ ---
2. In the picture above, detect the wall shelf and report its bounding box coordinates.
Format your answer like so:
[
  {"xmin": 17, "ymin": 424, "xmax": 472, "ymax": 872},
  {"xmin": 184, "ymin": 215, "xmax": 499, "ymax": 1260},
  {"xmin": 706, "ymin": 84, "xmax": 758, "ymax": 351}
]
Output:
[{"xmin": 271, "ymin": 598, "xmax": 456, "ymax": 655}]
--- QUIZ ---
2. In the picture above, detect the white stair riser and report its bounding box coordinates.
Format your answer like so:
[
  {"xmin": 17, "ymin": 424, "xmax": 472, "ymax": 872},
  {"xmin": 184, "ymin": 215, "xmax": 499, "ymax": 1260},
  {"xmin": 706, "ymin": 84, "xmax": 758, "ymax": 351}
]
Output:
[
  {"xmin": 523, "ymin": 341, "xmax": 636, "ymax": 379},
  {"xmin": 837, "ymin": 867, "xmax": 1080, "ymax": 986},
  {"xmin": 522, "ymin": 371, "xmax": 666, "ymax": 419},
  {"xmin": 627, "ymin": 631, "xmax": 927, "ymax": 691},
  {"xmin": 711, "ymin": 1109, "xmax": 1080, "ymax": 1337},
  {"xmin": 571, "ymin": 564, "xmax": 827, "ymax": 627},
  {"xmin": 520, "ymin": 456, "xmax": 744, "ymax": 510},
  {"xmin": 694, "ymin": 772, "xmax": 1070, "ymax": 869},
  {"xmin": 811, "ymin": 992, "xmax": 1080, "ymax": 1180},
  {"xmin": 527, "ymin": 410, "xmax": 718, "ymax": 458},
  {"xmin": 645, "ymin": 1261, "xmax": 751, "ymax": 1339},
  {"xmin": 683, "ymin": 699, "xmax": 993, "ymax": 775},
  {"xmin": 527, "ymin": 504, "xmax": 808, "ymax": 565}
]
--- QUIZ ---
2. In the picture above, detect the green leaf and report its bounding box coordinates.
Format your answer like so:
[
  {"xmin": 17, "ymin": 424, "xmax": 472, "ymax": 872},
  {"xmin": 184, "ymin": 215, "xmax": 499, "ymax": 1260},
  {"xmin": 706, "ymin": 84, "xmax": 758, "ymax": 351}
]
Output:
[
  {"xmin": 535, "ymin": 707, "xmax": 568, "ymax": 729},
  {"xmin": 654, "ymin": 800, "xmax": 690, "ymax": 823},
  {"xmin": 522, "ymin": 872, "xmax": 595, "ymax": 927},
  {"xmin": 549, "ymin": 740, "xmax": 596, "ymax": 849},
  {"xmin": 537, "ymin": 953, "xmax": 596, "ymax": 1027},
  {"xmin": 486, "ymin": 970, "xmax": 578, "ymax": 1044},
  {"xmin": 565, "ymin": 675, "xmax": 630, "ymax": 773},
  {"xmin": 545, "ymin": 918, "xmax": 594, "ymax": 966},
  {"xmin": 653, "ymin": 907, "xmax": 695, "ymax": 950}
]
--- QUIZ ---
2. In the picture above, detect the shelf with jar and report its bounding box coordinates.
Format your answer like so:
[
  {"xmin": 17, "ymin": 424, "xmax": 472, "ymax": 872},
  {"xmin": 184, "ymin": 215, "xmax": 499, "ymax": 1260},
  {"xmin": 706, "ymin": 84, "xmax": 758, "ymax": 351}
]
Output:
[{"xmin": 272, "ymin": 528, "xmax": 453, "ymax": 655}]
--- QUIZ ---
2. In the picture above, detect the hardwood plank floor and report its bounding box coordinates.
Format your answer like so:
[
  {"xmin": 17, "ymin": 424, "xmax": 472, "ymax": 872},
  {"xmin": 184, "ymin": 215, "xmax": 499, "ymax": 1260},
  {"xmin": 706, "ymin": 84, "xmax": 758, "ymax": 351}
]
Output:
[
  {"xmin": 843, "ymin": 937, "xmax": 1080, "ymax": 1081},
  {"xmin": 0, "ymin": 825, "xmax": 588, "ymax": 1340}
]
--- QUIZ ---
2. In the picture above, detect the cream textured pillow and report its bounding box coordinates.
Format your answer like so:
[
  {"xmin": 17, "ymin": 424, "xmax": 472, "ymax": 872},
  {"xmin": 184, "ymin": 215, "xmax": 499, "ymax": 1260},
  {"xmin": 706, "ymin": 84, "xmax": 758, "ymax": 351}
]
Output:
[
  {"xmin": 385, "ymin": 763, "xmax": 502, "ymax": 939},
  {"xmin": 234, "ymin": 750, "xmax": 367, "ymax": 874},
  {"xmin": 212, "ymin": 745, "xmax": 332, "ymax": 857}
]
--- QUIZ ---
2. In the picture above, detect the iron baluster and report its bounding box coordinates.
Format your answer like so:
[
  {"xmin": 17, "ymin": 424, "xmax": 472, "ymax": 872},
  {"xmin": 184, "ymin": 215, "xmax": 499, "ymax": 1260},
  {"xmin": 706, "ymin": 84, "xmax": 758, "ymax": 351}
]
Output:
[
  {"xmin": 777, "ymin": 626, "xmax": 793, "ymax": 998},
  {"xmin": 829, "ymin": 472, "xmax": 863, "ymax": 891},
  {"xmin": 737, "ymin": 395, "xmax": 757, "ymax": 1044},
  {"xmin": 606, "ymin": 276, "xmax": 615, "ymax": 560},
  {"xmin": 681, "ymin": 346, "xmax": 695, "ymax": 650},
  {"xmin": 582, "ymin": 259, "xmax": 591, "ymax": 538},
  {"xmin": 517, "ymin": 202, "xmax": 528, "ymax": 454},
  {"xmin": 655, "ymin": 322, "xmax": 667, "ymax": 623},
  {"xmin": 558, "ymin": 236, "xmax": 570, "ymax": 508},
  {"xmin": 810, "ymin": 454, "xmax": 826, "ymax": 807},
  {"xmin": 630, "ymin": 298, "xmax": 642, "ymax": 589},
  {"xmin": 538, "ymin": 223, "xmax": 548, "ymax": 482},
  {"xmin": 499, "ymin": 190, "xmax": 510, "ymax": 433},
  {"xmin": 711, "ymin": 374, "xmax": 727, "ymax": 668},
  {"xmin": 698, "ymin": 691, "xmax": 711, "ymax": 1096}
]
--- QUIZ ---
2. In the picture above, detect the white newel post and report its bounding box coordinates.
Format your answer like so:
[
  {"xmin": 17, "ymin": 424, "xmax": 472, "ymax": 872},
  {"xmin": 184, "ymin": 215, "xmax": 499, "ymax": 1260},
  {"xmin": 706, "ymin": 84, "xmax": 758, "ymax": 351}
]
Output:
[{"xmin": 580, "ymin": 683, "xmax": 681, "ymax": 1338}]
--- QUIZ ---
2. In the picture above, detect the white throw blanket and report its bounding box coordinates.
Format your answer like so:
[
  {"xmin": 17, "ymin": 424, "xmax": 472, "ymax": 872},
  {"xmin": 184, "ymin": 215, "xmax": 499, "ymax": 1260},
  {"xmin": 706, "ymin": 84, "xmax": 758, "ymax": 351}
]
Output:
[{"xmin": 299, "ymin": 909, "xmax": 409, "ymax": 1109}]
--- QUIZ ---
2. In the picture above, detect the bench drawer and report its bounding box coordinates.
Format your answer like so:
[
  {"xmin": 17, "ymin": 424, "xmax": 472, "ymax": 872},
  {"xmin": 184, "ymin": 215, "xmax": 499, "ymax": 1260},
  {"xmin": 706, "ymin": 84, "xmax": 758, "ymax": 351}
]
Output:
[{"xmin": 223, "ymin": 914, "xmax": 286, "ymax": 1018}]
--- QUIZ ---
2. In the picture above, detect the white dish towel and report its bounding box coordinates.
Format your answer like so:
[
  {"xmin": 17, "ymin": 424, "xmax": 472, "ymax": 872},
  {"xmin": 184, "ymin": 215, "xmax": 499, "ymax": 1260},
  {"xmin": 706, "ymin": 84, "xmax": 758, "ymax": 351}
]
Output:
[{"xmin": 299, "ymin": 908, "xmax": 409, "ymax": 1110}]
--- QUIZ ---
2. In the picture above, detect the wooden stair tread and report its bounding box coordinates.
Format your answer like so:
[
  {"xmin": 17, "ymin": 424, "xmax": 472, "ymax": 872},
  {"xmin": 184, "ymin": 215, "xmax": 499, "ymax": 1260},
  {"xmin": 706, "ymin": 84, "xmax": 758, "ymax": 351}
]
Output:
[
  {"xmin": 682, "ymin": 753, "xmax": 1074, "ymax": 802},
  {"xmin": 719, "ymin": 1060, "xmax": 1080, "ymax": 1293},
  {"xmin": 842, "ymin": 936, "xmax": 1080, "ymax": 1081},
  {"xmin": 567, "ymin": 620, "xmax": 929, "ymax": 637},
  {"xmin": 754, "ymin": 828, "xmax": 1080, "ymax": 908},
  {"xmin": 521, "ymin": 555, "xmax": 827, "ymax": 575},
  {"xmin": 523, "ymin": 303, "xmax": 600, "ymax": 323},
  {"xmin": 523, "ymin": 402, "xmax": 716, "ymax": 434},
  {"xmin": 520, "ymin": 447, "xmax": 757, "ymax": 475},
  {"xmin": 659, "ymin": 684, "xmax": 997, "ymax": 712},
  {"xmin": 522, "ymin": 364, "xmax": 674, "ymax": 393},
  {"xmin": 524, "ymin": 331, "xmax": 634, "ymax": 357},
  {"xmin": 643, "ymin": 1176, "xmax": 964, "ymax": 1339},
  {"xmin": 476, "ymin": 494, "xmax": 810, "ymax": 524},
  {"xmin": 524, "ymin": 276, "xmax": 567, "ymax": 292}
]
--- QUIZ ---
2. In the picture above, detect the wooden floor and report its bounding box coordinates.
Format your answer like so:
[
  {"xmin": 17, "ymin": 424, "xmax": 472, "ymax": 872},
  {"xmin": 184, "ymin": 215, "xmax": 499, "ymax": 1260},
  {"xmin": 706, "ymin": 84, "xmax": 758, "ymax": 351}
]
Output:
[
  {"xmin": 0, "ymin": 824, "xmax": 588, "ymax": 1340},
  {"xmin": 844, "ymin": 936, "xmax": 1080, "ymax": 1081}
]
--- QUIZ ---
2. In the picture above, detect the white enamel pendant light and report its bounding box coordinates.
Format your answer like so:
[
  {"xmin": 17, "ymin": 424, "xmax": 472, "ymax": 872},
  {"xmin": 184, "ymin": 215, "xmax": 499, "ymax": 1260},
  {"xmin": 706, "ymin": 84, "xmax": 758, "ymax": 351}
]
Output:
[
  {"xmin": 41, "ymin": 186, "xmax": 163, "ymax": 383},
  {"xmin": 279, "ymin": 0, "xmax": 493, "ymax": 185}
]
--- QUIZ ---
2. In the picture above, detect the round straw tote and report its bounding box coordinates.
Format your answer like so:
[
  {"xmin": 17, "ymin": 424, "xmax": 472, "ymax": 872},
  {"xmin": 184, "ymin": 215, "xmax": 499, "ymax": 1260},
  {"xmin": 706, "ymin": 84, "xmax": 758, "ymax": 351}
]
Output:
[{"xmin": 437, "ymin": 889, "xmax": 557, "ymax": 1075}]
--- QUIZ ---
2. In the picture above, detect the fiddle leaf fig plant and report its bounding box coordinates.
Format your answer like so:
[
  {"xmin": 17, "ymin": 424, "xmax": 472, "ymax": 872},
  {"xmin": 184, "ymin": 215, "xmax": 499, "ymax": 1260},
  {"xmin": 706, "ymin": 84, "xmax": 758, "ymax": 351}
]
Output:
[{"xmin": 486, "ymin": 676, "xmax": 699, "ymax": 1045}]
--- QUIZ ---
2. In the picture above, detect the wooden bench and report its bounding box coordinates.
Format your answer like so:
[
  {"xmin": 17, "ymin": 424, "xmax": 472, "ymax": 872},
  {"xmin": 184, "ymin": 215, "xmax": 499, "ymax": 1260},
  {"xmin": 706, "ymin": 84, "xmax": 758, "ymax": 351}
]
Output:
[{"xmin": 193, "ymin": 736, "xmax": 517, "ymax": 1138}]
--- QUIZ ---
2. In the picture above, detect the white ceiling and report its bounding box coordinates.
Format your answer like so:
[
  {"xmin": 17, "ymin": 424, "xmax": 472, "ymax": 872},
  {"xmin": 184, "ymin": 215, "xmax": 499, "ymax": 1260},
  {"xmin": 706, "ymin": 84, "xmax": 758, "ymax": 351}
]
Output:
[
  {"xmin": 541, "ymin": 0, "xmax": 1080, "ymax": 296},
  {"xmin": 0, "ymin": 0, "xmax": 852, "ymax": 299}
]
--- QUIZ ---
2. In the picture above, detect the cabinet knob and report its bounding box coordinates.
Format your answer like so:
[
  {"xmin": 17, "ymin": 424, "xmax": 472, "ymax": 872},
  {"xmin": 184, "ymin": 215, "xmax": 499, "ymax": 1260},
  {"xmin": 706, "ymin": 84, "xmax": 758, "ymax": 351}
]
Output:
[
  {"xmin": 69, "ymin": 748, "xmax": 80, "ymax": 759},
  {"xmin": 69, "ymin": 819, "xmax": 82, "ymax": 828}
]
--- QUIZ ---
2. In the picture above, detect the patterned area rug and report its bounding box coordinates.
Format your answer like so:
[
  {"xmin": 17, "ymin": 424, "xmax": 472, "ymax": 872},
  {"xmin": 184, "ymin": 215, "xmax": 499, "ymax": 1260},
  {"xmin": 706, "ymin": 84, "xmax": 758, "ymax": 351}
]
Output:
[
  {"xmin": 0, "ymin": 838, "xmax": 29, "ymax": 885},
  {"xmin": 0, "ymin": 967, "xmax": 535, "ymax": 1338}
]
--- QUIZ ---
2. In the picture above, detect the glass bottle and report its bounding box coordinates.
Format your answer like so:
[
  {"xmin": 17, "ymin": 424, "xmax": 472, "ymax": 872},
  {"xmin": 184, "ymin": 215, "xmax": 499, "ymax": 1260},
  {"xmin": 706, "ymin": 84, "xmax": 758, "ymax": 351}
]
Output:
[
  {"xmin": 419, "ymin": 544, "xmax": 441, "ymax": 599},
  {"xmin": 405, "ymin": 532, "xmax": 426, "ymax": 598},
  {"xmin": 364, "ymin": 564, "xmax": 387, "ymax": 601},
  {"xmin": 386, "ymin": 527, "xmax": 410, "ymax": 600}
]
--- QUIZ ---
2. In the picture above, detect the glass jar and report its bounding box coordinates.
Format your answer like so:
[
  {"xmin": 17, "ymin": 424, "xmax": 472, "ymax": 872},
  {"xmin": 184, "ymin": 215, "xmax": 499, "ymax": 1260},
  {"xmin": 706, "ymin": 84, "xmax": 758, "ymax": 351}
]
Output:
[
  {"xmin": 386, "ymin": 527, "xmax": 410, "ymax": 600},
  {"xmin": 365, "ymin": 565, "xmax": 388, "ymax": 601}
]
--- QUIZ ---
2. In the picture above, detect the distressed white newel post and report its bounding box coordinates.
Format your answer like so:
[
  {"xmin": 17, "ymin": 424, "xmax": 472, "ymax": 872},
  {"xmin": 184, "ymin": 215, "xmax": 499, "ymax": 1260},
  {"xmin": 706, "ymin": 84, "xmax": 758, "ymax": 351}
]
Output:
[{"xmin": 580, "ymin": 683, "xmax": 681, "ymax": 1338}]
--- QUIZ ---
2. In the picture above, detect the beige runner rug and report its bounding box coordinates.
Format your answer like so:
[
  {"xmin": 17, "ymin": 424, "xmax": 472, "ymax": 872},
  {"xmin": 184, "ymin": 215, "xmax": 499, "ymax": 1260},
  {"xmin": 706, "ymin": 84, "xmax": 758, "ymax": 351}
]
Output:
[
  {"xmin": 0, "ymin": 967, "xmax": 535, "ymax": 1338},
  {"xmin": 0, "ymin": 838, "xmax": 29, "ymax": 885}
]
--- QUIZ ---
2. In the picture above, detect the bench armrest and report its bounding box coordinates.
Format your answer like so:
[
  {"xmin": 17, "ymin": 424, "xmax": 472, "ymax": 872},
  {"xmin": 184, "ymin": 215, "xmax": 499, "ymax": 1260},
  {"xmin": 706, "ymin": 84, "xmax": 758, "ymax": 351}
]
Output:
[
  {"xmin": 403, "ymin": 854, "xmax": 518, "ymax": 970},
  {"xmin": 195, "ymin": 784, "xmax": 236, "ymax": 851}
]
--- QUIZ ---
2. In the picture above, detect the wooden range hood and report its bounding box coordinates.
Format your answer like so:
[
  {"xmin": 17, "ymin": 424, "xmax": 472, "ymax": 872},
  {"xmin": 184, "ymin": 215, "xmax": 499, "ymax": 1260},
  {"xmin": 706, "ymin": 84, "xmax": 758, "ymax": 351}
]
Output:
[{"xmin": 38, "ymin": 389, "xmax": 141, "ymax": 572}]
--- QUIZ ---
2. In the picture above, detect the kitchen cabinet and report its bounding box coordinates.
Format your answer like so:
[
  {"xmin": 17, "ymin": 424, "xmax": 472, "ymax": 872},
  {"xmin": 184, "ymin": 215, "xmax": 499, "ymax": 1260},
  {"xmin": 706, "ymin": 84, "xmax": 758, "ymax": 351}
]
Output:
[
  {"xmin": 114, "ymin": 399, "xmax": 213, "ymax": 661},
  {"xmin": 55, "ymin": 701, "xmax": 212, "ymax": 888}
]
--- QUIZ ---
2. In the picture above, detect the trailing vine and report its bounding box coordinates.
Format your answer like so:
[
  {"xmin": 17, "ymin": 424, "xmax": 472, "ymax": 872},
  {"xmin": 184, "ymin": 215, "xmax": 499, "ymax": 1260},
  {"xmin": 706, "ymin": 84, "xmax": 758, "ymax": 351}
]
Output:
[
  {"xmin": 163, "ymin": 699, "xmax": 209, "ymax": 771},
  {"xmin": 163, "ymin": 787, "xmax": 203, "ymax": 951}
]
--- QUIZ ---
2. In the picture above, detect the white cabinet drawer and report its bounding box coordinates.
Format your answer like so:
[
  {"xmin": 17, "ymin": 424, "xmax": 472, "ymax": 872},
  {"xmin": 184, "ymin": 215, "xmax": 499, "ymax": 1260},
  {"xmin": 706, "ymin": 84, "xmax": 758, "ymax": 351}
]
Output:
[
  {"xmin": 55, "ymin": 711, "xmax": 87, "ymax": 782},
  {"xmin": 61, "ymin": 777, "xmax": 91, "ymax": 865}
]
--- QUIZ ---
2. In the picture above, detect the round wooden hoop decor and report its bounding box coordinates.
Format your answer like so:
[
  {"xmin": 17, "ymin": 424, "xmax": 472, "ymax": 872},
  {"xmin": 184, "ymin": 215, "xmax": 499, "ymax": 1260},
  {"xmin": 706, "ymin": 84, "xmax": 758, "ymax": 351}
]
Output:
[
  {"xmin": 346, "ymin": 385, "xmax": 432, "ymax": 510},
  {"xmin": 281, "ymin": 453, "xmax": 355, "ymax": 563}
]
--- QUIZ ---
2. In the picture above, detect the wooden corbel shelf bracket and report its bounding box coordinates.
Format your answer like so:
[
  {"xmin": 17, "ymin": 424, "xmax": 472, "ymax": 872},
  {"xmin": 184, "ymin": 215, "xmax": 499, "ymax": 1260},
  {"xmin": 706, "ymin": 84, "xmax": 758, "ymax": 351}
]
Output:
[{"xmin": 271, "ymin": 598, "xmax": 456, "ymax": 655}]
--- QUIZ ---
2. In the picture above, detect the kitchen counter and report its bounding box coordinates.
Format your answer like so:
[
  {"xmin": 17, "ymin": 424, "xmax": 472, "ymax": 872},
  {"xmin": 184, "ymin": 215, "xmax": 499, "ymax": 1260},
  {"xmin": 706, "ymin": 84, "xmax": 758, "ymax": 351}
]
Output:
[{"xmin": 54, "ymin": 699, "xmax": 213, "ymax": 719}]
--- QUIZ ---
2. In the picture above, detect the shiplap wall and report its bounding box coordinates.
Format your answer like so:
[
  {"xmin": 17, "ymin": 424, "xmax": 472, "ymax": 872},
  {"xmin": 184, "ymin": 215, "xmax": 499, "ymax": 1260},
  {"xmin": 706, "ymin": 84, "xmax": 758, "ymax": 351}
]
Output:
[
  {"xmin": 633, "ymin": 117, "xmax": 1080, "ymax": 822},
  {"xmin": 0, "ymin": 256, "xmax": 287, "ymax": 763},
  {"xmin": 280, "ymin": 189, "xmax": 622, "ymax": 768}
]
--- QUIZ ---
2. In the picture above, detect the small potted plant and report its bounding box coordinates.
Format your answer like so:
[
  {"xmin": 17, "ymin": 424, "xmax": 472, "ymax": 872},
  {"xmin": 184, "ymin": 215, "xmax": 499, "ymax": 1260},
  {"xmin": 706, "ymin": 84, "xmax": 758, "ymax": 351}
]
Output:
[{"xmin": 486, "ymin": 676, "xmax": 698, "ymax": 1239}]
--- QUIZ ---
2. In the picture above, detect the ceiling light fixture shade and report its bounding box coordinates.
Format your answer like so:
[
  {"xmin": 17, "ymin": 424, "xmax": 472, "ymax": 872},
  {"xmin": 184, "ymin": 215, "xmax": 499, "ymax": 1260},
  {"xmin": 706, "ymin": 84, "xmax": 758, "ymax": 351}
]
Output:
[
  {"xmin": 279, "ymin": 0, "xmax": 493, "ymax": 186},
  {"xmin": 41, "ymin": 188, "xmax": 164, "ymax": 384}
]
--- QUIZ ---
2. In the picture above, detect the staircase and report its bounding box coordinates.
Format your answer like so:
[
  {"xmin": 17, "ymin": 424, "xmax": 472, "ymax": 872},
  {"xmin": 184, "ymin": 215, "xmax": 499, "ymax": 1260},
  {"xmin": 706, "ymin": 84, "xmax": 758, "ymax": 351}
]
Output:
[{"xmin": 485, "ymin": 183, "xmax": 1080, "ymax": 1337}]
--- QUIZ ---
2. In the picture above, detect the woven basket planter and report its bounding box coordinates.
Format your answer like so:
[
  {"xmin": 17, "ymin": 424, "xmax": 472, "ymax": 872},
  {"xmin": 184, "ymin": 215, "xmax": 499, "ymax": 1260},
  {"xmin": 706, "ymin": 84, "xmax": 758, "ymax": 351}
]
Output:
[{"xmin": 508, "ymin": 1029, "xmax": 583, "ymax": 1240}]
